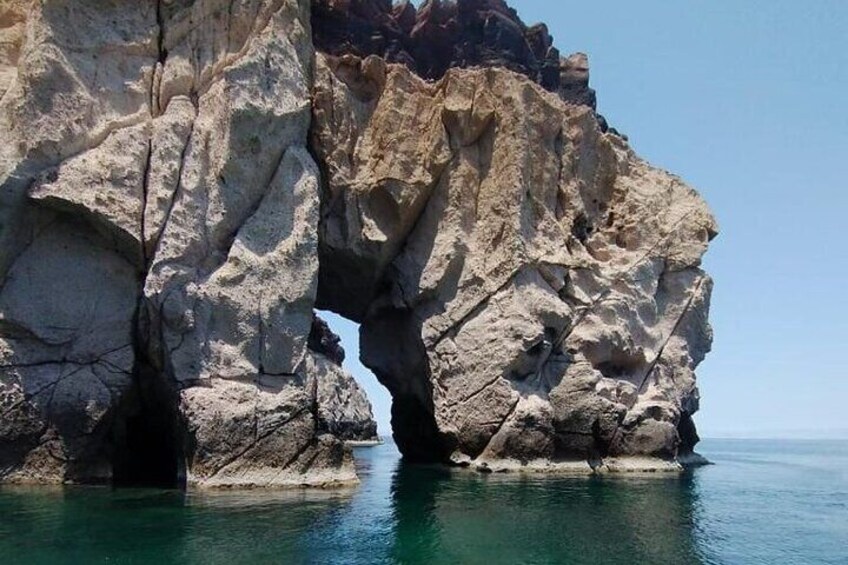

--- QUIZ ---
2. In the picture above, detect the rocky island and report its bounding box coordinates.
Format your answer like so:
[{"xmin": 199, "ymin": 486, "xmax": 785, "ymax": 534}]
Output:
[{"xmin": 0, "ymin": 0, "xmax": 716, "ymax": 488}]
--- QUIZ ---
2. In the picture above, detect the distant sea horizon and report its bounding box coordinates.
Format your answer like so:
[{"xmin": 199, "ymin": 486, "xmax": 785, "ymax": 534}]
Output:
[
  {"xmin": 369, "ymin": 431, "xmax": 848, "ymax": 444},
  {"xmin": 701, "ymin": 430, "xmax": 848, "ymax": 441}
]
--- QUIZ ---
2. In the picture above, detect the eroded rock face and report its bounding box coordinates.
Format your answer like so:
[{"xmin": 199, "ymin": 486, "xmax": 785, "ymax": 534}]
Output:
[
  {"xmin": 307, "ymin": 314, "xmax": 380, "ymax": 441},
  {"xmin": 311, "ymin": 53, "xmax": 716, "ymax": 469},
  {"xmin": 0, "ymin": 0, "xmax": 159, "ymax": 485},
  {"xmin": 307, "ymin": 353, "xmax": 379, "ymax": 441},
  {"xmin": 0, "ymin": 0, "xmax": 371, "ymax": 487},
  {"xmin": 1, "ymin": 0, "xmax": 714, "ymax": 485}
]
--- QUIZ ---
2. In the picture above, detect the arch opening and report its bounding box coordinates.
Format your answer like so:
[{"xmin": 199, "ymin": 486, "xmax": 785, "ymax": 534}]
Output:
[
  {"xmin": 314, "ymin": 306, "xmax": 450, "ymax": 464},
  {"xmin": 316, "ymin": 310, "xmax": 391, "ymax": 442}
]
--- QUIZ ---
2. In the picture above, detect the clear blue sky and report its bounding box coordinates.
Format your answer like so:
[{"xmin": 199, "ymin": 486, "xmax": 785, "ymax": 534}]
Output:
[{"xmin": 323, "ymin": 0, "xmax": 848, "ymax": 440}]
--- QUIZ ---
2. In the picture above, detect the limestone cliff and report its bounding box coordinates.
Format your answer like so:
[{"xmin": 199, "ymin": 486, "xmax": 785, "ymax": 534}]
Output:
[
  {"xmin": 0, "ymin": 0, "xmax": 375, "ymax": 488},
  {"xmin": 0, "ymin": 0, "xmax": 715, "ymax": 486},
  {"xmin": 311, "ymin": 51, "xmax": 716, "ymax": 471}
]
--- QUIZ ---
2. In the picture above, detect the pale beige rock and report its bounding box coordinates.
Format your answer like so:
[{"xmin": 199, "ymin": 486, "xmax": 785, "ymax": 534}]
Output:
[
  {"xmin": 144, "ymin": 96, "xmax": 196, "ymax": 259},
  {"xmin": 0, "ymin": 0, "xmax": 156, "ymax": 484},
  {"xmin": 312, "ymin": 54, "xmax": 717, "ymax": 469},
  {"xmin": 0, "ymin": 0, "xmax": 27, "ymax": 99},
  {"xmin": 0, "ymin": 0, "xmax": 157, "ymax": 283},
  {"xmin": 180, "ymin": 370, "xmax": 356, "ymax": 489},
  {"xmin": 28, "ymin": 122, "xmax": 151, "ymax": 264},
  {"xmin": 311, "ymin": 54, "xmax": 453, "ymax": 320},
  {"xmin": 0, "ymin": 0, "xmax": 713, "ymax": 486},
  {"xmin": 0, "ymin": 219, "xmax": 138, "ymax": 483},
  {"xmin": 140, "ymin": 0, "xmax": 358, "ymax": 487},
  {"xmin": 0, "ymin": 0, "xmax": 360, "ymax": 487}
]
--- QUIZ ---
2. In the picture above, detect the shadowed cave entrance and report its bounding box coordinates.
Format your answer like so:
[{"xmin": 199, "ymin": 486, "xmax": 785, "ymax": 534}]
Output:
[{"xmin": 112, "ymin": 363, "xmax": 184, "ymax": 489}]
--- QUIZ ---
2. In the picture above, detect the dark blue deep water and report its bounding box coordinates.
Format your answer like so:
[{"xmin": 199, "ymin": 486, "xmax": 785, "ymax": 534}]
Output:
[{"xmin": 0, "ymin": 439, "xmax": 846, "ymax": 564}]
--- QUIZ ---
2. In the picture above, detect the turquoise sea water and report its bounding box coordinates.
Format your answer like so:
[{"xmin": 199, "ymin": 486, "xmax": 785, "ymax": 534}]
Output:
[{"xmin": 0, "ymin": 439, "xmax": 846, "ymax": 564}]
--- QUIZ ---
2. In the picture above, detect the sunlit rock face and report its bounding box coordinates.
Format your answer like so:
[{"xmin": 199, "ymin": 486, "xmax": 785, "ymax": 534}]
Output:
[
  {"xmin": 0, "ymin": 0, "xmax": 372, "ymax": 488},
  {"xmin": 311, "ymin": 51, "xmax": 716, "ymax": 469},
  {"xmin": 0, "ymin": 0, "xmax": 714, "ymax": 486}
]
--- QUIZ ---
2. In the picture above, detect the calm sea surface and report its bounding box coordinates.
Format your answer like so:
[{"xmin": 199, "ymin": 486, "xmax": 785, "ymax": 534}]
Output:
[{"xmin": 0, "ymin": 439, "xmax": 846, "ymax": 564}]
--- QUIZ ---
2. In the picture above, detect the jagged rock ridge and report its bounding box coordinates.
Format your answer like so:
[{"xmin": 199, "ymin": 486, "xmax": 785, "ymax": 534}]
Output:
[{"xmin": 311, "ymin": 0, "xmax": 611, "ymax": 129}]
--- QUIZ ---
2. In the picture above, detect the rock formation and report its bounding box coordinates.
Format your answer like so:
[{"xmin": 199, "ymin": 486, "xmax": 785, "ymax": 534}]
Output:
[
  {"xmin": 308, "ymin": 314, "xmax": 380, "ymax": 441},
  {"xmin": 0, "ymin": 0, "xmax": 374, "ymax": 488},
  {"xmin": 309, "ymin": 314, "xmax": 347, "ymax": 365},
  {"xmin": 311, "ymin": 51, "xmax": 716, "ymax": 470},
  {"xmin": 309, "ymin": 353, "xmax": 379, "ymax": 442},
  {"xmin": 0, "ymin": 0, "xmax": 715, "ymax": 487}
]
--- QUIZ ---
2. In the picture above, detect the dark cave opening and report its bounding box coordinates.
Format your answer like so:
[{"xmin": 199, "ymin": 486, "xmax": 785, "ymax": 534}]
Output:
[
  {"xmin": 356, "ymin": 307, "xmax": 450, "ymax": 465},
  {"xmin": 112, "ymin": 366, "xmax": 183, "ymax": 489},
  {"xmin": 113, "ymin": 411, "xmax": 179, "ymax": 489},
  {"xmin": 677, "ymin": 413, "xmax": 701, "ymax": 455},
  {"xmin": 390, "ymin": 395, "xmax": 448, "ymax": 464}
]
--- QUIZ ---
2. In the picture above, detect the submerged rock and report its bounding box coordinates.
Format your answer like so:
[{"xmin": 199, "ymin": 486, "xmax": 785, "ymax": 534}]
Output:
[{"xmin": 0, "ymin": 0, "xmax": 714, "ymax": 486}]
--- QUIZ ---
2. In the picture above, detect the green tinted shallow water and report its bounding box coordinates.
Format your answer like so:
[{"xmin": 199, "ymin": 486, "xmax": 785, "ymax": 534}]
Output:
[{"xmin": 1, "ymin": 439, "xmax": 846, "ymax": 564}]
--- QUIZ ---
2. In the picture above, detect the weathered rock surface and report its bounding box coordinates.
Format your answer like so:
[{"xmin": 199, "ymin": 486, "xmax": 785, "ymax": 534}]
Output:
[
  {"xmin": 0, "ymin": 0, "xmax": 714, "ymax": 486},
  {"xmin": 307, "ymin": 314, "xmax": 380, "ymax": 441},
  {"xmin": 311, "ymin": 53, "xmax": 716, "ymax": 468},
  {"xmin": 0, "ymin": 0, "xmax": 371, "ymax": 487},
  {"xmin": 1, "ymin": 0, "xmax": 159, "ymax": 485},
  {"xmin": 307, "ymin": 353, "xmax": 379, "ymax": 441}
]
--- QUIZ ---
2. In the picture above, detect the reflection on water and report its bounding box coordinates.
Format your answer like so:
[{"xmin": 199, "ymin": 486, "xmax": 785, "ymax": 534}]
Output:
[
  {"xmin": 1, "ymin": 440, "xmax": 846, "ymax": 564},
  {"xmin": 0, "ymin": 485, "xmax": 356, "ymax": 563},
  {"xmin": 388, "ymin": 461, "xmax": 705, "ymax": 564}
]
